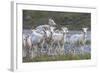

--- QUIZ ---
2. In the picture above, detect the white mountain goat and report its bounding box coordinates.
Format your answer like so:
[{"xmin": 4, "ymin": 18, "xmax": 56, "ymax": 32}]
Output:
[
  {"xmin": 22, "ymin": 28, "xmax": 47, "ymax": 58},
  {"xmin": 35, "ymin": 24, "xmax": 52, "ymax": 54},
  {"xmin": 69, "ymin": 28, "xmax": 88, "ymax": 54},
  {"xmin": 35, "ymin": 23, "xmax": 57, "ymax": 55},
  {"xmin": 49, "ymin": 26, "xmax": 68, "ymax": 55},
  {"xmin": 48, "ymin": 18, "xmax": 56, "ymax": 26},
  {"xmin": 62, "ymin": 27, "xmax": 69, "ymax": 43},
  {"xmin": 22, "ymin": 33, "xmax": 33, "ymax": 58},
  {"xmin": 31, "ymin": 29, "xmax": 46, "ymax": 57},
  {"xmin": 22, "ymin": 34, "xmax": 27, "ymax": 57}
]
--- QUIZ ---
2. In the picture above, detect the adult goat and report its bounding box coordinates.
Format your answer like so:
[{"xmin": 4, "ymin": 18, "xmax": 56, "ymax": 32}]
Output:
[
  {"xmin": 49, "ymin": 26, "xmax": 68, "ymax": 55},
  {"xmin": 69, "ymin": 28, "xmax": 88, "ymax": 54}
]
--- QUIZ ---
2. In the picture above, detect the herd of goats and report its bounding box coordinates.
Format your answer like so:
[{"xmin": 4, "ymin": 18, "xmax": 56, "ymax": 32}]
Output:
[{"xmin": 22, "ymin": 19, "xmax": 88, "ymax": 59}]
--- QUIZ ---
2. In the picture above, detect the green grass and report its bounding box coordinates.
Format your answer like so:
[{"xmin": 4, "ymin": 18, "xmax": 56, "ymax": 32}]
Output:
[
  {"xmin": 85, "ymin": 40, "xmax": 91, "ymax": 45},
  {"xmin": 23, "ymin": 53, "xmax": 91, "ymax": 63}
]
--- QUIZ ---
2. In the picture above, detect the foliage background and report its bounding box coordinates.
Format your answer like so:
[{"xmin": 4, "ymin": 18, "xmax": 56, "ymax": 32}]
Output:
[{"xmin": 23, "ymin": 10, "xmax": 91, "ymax": 30}]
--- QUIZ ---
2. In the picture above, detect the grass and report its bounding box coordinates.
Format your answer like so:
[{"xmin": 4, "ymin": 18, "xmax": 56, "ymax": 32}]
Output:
[
  {"xmin": 23, "ymin": 53, "xmax": 91, "ymax": 63},
  {"xmin": 85, "ymin": 40, "xmax": 91, "ymax": 45},
  {"xmin": 23, "ymin": 40, "xmax": 91, "ymax": 63}
]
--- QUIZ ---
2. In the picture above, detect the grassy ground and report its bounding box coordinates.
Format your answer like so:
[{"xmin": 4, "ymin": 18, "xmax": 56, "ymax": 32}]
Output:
[
  {"xmin": 23, "ymin": 53, "xmax": 91, "ymax": 63},
  {"xmin": 23, "ymin": 40, "xmax": 91, "ymax": 63}
]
